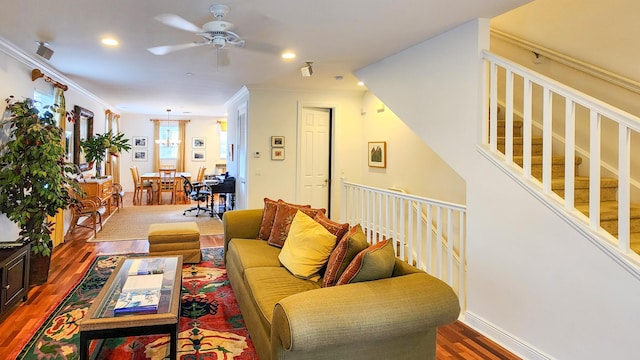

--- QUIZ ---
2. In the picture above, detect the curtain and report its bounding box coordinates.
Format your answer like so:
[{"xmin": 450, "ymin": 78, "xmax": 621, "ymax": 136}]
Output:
[
  {"xmin": 105, "ymin": 110, "xmax": 121, "ymax": 183},
  {"xmin": 176, "ymin": 120, "xmax": 187, "ymax": 171},
  {"xmin": 153, "ymin": 120, "xmax": 161, "ymax": 171}
]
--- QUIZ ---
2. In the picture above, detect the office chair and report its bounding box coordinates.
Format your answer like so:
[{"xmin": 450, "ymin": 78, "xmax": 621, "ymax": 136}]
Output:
[{"xmin": 182, "ymin": 175, "xmax": 213, "ymax": 217}]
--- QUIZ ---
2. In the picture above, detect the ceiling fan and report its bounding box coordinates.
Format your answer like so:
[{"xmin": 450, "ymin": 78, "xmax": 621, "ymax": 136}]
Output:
[{"xmin": 147, "ymin": 4, "xmax": 246, "ymax": 57}]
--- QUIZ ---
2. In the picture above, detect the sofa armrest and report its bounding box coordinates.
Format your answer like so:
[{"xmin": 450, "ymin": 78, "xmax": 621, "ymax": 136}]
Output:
[
  {"xmin": 271, "ymin": 273, "xmax": 460, "ymax": 354},
  {"xmin": 222, "ymin": 209, "xmax": 264, "ymax": 260}
]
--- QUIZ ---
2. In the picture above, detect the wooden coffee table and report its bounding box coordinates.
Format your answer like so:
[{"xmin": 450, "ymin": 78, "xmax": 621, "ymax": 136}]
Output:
[{"xmin": 79, "ymin": 255, "xmax": 183, "ymax": 360}]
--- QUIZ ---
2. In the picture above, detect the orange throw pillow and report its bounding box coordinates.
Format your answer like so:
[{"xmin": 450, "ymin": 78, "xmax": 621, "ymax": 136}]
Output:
[
  {"xmin": 267, "ymin": 201, "xmax": 325, "ymax": 248},
  {"xmin": 313, "ymin": 212, "xmax": 349, "ymax": 241},
  {"xmin": 257, "ymin": 198, "xmax": 279, "ymax": 240},
  {"xmin": 336, "ymin": 239, "xmax": 395, "ymax": 285},
  {"xmin": 322, "ymin": 224, "xmax": 369, "ymax": 287}
]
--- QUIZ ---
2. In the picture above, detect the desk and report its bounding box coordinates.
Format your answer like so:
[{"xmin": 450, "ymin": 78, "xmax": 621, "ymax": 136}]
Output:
[
  {"xmin": 203, "ymin": 178, "xmax": 235, "ymax": 215},
  {"xmin": 140, "ymin": 172, "xmax": 191, "ymax": 204}
]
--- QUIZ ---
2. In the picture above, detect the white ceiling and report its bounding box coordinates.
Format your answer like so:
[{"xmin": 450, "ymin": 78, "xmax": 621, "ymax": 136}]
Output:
[{"xmin": 0, "ymin": 0, "xmax": 530, "ymax": 116}]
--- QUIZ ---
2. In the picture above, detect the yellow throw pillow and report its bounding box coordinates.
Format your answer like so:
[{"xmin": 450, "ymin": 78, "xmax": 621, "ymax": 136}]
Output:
[{"xmin": 278, "ymin": 211, "xmax": 338, "ymax": 281}]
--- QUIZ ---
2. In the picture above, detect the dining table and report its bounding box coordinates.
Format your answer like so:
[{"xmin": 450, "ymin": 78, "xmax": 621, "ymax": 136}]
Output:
[{"xmin": 139, "ymin": 172, "xmax": 191, "ymax": 205}]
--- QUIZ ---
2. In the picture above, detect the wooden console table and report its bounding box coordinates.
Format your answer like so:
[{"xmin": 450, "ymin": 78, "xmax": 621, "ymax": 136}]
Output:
[{"xmin": 79, "ymin": 176, "xmax": 113, "ymax": 216}]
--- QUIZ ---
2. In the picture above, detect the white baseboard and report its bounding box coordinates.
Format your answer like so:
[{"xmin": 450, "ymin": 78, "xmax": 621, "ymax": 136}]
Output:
[{"xmin": 463, "ymin": 311, "xmax": 555, "ymax": 360}]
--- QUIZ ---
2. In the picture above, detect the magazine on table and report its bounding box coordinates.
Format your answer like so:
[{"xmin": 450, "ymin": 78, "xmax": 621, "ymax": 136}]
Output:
[
  {"xmin": 127, "ymin": 258, "xmax": 166, "ymax": 276},
  {"xmin": 114, "ymin": 273, "xmax": 164, "ymax": 315}
]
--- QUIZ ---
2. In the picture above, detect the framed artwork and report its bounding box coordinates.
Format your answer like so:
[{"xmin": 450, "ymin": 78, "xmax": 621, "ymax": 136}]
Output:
[
  {"xmin": 132, "ymin": 136, "xmax": 147, "ymax": 148},
  {"xmin": 192, "ymin": 137, "xmax": 206, "ymax": 149},
  {"xmin": 192, "ymin": 150, "xmax": 206, "ymax": 161},
  {"xmin": 367, "ymin": 141, "xmax": 386, "ymax": 168},
  {"xmin": 271, "ymin": 147, "xmax": 285, "ymax": 160},
  {"xmin": 271, "ymin": 136, "xmax": 285, "ymax": 147},
  {"xmin": 133, "ymin": 150, "xmax": 147, "ymax": 161}
]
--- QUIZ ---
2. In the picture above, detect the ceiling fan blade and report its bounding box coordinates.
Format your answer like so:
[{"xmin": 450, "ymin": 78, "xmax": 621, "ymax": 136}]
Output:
[
  {"xmin": 154, "ymin": 14, "xmax": 203, "ymax": 33},
  {"xmin": 147, "ymin": 42, "xmax": 206, "ymax": 55}
]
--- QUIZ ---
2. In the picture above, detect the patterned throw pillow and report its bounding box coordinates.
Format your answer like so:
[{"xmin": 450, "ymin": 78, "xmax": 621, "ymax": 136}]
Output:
[
  {"xmin": 267, "ymin": 202, "xmax": 325, "ymax": 248},
  {"xmin": 336, "ymin": 239, "xmax": 395, "ymax": 285},
  {"xmin": 257, "ymin": 198, "xmax": 279, "ymax": 240},
  {"xmin": 321, "ymin": 224, "xmax": 369, "ymax": 287},
  {"xmin": 278, "ymin": 211, "xmax": 338, "ymax": 281},
  {"xmin": 313, "ymin": 212, "xmax": 349, "ymax": 241}
]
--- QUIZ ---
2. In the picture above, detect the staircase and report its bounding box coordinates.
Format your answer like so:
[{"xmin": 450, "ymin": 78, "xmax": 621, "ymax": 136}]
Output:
[{"xmin": 496, "ymin": 119, "xmax": 640, "ymax": 254}]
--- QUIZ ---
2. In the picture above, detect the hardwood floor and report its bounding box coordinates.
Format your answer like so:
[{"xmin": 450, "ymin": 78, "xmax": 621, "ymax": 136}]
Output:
[{"xmin": 0, "ymin": 193, "xmax": 520, "ymax": 359}]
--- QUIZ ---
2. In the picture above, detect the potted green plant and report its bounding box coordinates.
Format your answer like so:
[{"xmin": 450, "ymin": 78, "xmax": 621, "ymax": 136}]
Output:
[
  {"xmin": 80, "ymin": 131, "xmax": 131, "ymax": 177},
  {"xmin": 0, "ymin": 96, "xmax": 81, "ymax": 284}
]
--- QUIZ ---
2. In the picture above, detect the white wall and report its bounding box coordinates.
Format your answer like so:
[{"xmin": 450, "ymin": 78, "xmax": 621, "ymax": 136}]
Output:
[
  {"xmin": 360, "ymin": 92, "xmax": 465, "ymax": 204},
  {"xmin": 355, "ymin": 18, "xmax": 640, "ymax": 360},
  {"xmin": 237, "ymin": 88, "xmax": 365, "ymax": 217},
  {"xmin": 118, "ymin": 113, "xmax": 226, "ymax": 192}
]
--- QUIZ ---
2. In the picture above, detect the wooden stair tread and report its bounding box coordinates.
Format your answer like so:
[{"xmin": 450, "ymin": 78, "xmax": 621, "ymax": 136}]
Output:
[
  {"xmin": 550, "ymin": 177, "xmax": 618, "ymax": 190},
  {"xmin": 514, "ymin": 155, "xmax": 583, "ymax": 165},
  {"xmin": 575, "ymin": 201, "xmax": 640, "ymax": 220}
]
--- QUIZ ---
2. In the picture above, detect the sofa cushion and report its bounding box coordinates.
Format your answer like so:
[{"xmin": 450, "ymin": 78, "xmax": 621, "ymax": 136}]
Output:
[
  {"xmin": 337, "ymin": 239, "xmax": 395, "ymax": 285},
  {"xmin": 257, "ymin": 198, "xmax": 279, "ymax": 240},
  {"xmin": 227, "ymin": 239, "xmax": 282, "ymax": 273},
  {"xmin": 313, "ymin": 212, "xmax": 349, "ymax": 240},
  {"xmin": 278, "ymin": 211, "xmax": 338, "ymax": 281},
  {"xmin": 244, "ymin": 267, "xmax": 321, "ymax": 332},
  {"xmin": 322, "ymin": 224, "xmax": 369, "ymax": 287},
  {"xmin": 267, "ymin": 202, "xmax": 325, "ymax": 248}
]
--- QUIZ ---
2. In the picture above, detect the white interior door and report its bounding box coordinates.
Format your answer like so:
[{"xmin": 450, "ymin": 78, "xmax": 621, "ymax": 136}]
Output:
[
  {"xmin": 298, "ymin": 107, "xmax": 331, "ymax": 210},
  {"xmin": 236, "ymin": 103, "xmax": 248, "ymax": 210}
]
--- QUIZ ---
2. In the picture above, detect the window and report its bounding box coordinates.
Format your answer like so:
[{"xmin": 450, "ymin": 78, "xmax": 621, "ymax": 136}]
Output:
[
  {"xmin": 158, "ymin": 124, "xmax": 179, "ymax": 162},
  {"xmin": 33, "ymin": 90, "xmax": 54, "ymax": 116}
]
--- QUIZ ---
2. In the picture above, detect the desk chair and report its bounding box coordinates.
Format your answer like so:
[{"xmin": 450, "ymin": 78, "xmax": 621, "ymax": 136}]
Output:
[{"xmin": 182, "ymin": 175, "xmax": 213, "ymax": 217}]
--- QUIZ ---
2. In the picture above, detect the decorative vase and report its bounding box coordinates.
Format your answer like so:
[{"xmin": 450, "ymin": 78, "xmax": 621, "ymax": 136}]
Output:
[{"xmin": 96, "ymin": 162, "xmax": 102, "ymax": 178}]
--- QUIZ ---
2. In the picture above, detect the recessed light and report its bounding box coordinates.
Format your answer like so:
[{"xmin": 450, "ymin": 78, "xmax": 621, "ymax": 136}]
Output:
[
  {"xmin": 185, "ymin": 72, "xmax": 193, "ymax": 76},
  {"xmin": 101, "ymin": 37, "xmax": 119, "ymax": 47},
  {"xmin": 357, "ymin": 81, "xmax": 365, "ymax": 86},
  {"xmin": 281, "ymin": 52, "xmax": 296, "ymax": 59}
]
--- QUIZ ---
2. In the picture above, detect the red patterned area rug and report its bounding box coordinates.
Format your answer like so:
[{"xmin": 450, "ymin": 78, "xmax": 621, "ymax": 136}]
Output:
[{"xmin": 16, "ymin": 247, "xmax": 257, "ymax": 359}]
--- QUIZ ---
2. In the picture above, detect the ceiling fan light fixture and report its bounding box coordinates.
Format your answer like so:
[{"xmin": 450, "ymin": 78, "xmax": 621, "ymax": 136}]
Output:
[{"xmin": 212, "ymin": 36, "xmax": 226, "ymax": 48}]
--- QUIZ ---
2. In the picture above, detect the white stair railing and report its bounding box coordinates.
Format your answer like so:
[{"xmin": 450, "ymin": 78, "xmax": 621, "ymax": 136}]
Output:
[
  {"xmin": 340, "ymin": 179, "xmax": 467, "ymax": 311},
  {"xmin": 483, "ymin": 50, "xmax": 640, "ymax": 270}
]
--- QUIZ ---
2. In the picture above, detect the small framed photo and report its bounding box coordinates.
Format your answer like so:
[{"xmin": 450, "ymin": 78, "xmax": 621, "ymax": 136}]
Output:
[
  {"xmin": 271, "ymin": 147, "xmax": 285, "ymax": 160},
  {"xmin": 132, "ymin": 136, "xmax": 147, "ymax": 148},
  {"xmin": 192, "ymin": 137, "xmax": 206, "ymax": 149},
  {"xmin": 368, "ymin": 141, "xmax": 386, "ymax": 168},
  {"xmin": 133, "ymin": 150, "xmax": 148, "ymax": 161},
  {"xmin": 271, "ymin": 136, "xmax": 285, "ymax": 148},
  {"xmin": 192, "ymin": 150, "xmax": 206, "ymax": 161}
]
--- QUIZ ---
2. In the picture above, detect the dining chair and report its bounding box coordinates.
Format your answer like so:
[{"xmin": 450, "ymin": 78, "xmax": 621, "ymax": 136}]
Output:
[
  {"xmin": 159, "ymin": 168, "xmax": 177, "ymax": 204},
  {"xmin": 196, "ymin": 166, "xmax": 207, "ymax": 183},
  {"xmin": 130, "ymin": 166, "xmax": 153, "ymax": 204}
]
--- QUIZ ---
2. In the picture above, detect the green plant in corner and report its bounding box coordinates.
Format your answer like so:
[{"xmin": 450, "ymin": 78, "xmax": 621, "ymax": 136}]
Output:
[
  {"xmin": 80, "ymin": 131, "xmax": 131, "ymax": 177},
  {"xmin": 0, "ymin": 96, "xmax": 81, "ymax": 256}
]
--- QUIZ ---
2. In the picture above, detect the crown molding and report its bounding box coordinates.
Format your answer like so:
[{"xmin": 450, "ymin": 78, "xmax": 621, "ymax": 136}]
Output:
[{"xmin": 0, "ymin": 35, "xmax": 112, "ymax": 109}]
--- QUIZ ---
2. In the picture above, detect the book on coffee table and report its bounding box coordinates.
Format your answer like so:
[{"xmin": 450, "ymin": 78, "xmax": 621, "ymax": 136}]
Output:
[
  {"xmin": 114, "ymin": 273, "xmax": 163, "ymax": 315},
  {"xmin": 127, "ymin": 258, "xmax": 166, "ymax": 276}
]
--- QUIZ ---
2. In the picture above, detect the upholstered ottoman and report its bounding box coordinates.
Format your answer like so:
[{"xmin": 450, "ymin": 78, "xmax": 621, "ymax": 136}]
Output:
[{"xmin": 148, "ymin": 222, "xmax": 201, "ymax": 263}]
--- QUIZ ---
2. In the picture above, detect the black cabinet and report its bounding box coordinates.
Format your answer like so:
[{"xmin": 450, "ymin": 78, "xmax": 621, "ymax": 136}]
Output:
[{"xmin": 0, "ymin": 243, "xmax": 30, "ymax": 318}]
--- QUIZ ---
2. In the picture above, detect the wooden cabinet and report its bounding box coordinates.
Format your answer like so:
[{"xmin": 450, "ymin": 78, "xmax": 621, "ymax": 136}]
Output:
[
  {"xmin": 79, "ymin": 176, "xmax": 113, "ymax": 215},
  {"xmin": 0, "ymin": 242, "xmax": 30, "ymax": 318}
]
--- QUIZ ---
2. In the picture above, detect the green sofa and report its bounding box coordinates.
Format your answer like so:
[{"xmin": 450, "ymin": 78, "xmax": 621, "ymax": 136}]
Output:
[{"xmin": 222, "ymin": 209, "xmax": 461, "ymax": 360}]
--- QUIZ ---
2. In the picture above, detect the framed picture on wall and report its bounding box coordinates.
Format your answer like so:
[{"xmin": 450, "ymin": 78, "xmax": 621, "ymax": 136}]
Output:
[
  {"xmin": 192, "ymin": 137, "xmax": 206, "ymax": 149},
  {"xmin": 271, "ymin": 147, "xmax": 285, "ymax": 160},
  {"xmin": 132, "ymin": 136, "xmax": 147, "ymax": 148},
  {"xmin": 133, "ymin": 150, "xmax": 147, "ymax": 161},
  {"xmin": 192, "ymin": 150, "xmax": 206, "ymax": 161},
  {"xmin": 367, "ymin": 141, "xmax": 386, "ymax": 168},
  {"xmin": 271, "ymin": 136, "xmax": 285, "ymax": 147}
]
